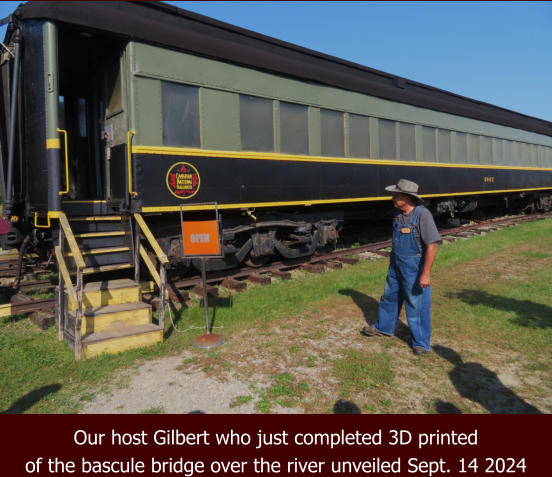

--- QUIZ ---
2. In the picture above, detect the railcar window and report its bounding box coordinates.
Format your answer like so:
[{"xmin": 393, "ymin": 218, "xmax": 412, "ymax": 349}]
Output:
[
  {"xmin": 321, "ymin": 109, "xmax": 344, "ymax": 157},
  {"xmin": 481, "ymin": 136, "xmax": 492, "ymax": 164},
  {"xmin": 536, "ymin": 146, "xmax": 543, "ymax": 167},
  {"xmin": 399, "ymin": 123, "xmax": 415, "ymax": 160},
  {"xmin": 547, "ymin": 147, "xmax": 552, "ymax": 167},
  {"xmin": 349, "ymin": 114, "xmax": 370, "ymax": 158},
  {"xmin": 504, "ymin": 140, "xmax": 512, "ymax": 165},
  {"xmin": 106, "ymin": 68, "xmax": 123, "ymax": 116},
  {"xmin": 455, "ymin": 132, "xmax": 467, "ymax": 163},
  {"xmin": 468, "ymin": 134, "xmax": 480, "ymax": 163},
  {"xmin": 512, "ymin": 141, "xmax": 521, "ymax": 164},
  {"xmin": 493, "ymin": 138, "xmax": 503, "ymax": 164},
  {"xmin": 379, "ymin": 119, "xmax": 396, "ymax": 159},
  {"xmin": 162, "ymin": 82, "xmax": 200, "ymax": 148},
  {"xmin": 520, "ymin": 143, "xmax": 530, "ymax": 165},
  {"xmin": 438, "ymin": 129, "xmax": 451, "ymax": 162},
  {"xmin": 280, "ymin": 101, "xmax": 308, "ymax": 155},
  {"xmin": 530, "ymin": 144, "xmax": 538, "ymax": 166},
  {"xmin": 422, "ymin": 126, "xmax": 436, "ymax": 162},
  {"xmin": 240, "ymin": 95, "xmax": 274, "ymax": 152}
]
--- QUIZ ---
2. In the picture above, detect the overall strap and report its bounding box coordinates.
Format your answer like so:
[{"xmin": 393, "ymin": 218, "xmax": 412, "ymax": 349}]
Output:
[{"xmin": 410, "ymin": 205, "xmax": 423, "ymax": 225}]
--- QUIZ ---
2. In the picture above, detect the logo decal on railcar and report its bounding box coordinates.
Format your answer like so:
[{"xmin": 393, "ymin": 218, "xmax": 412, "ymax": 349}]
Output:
[{"xmin": 166, "ymin": 162, "xmax": 201, "ymax": 199}]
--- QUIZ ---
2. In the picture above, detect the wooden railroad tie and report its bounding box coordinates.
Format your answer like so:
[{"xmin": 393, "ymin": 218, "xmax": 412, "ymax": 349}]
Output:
[
  {"xmin": 335, "ymin": 256, "xmax": 359, "ymax": 265},
  {"xmin": 324, "ymin": 261, "xmax": 343, "ymax": 270},
  {"xmin": 301, "ymin": 263, "xmax": 325, "ymax": 274},
  {"xmin": 31, "ymin": 311, "xmax": 55, "ymax": 330},
  {"xmin": 167, "ymin": 282, "xmax": 190, "ymax": 304},
  {"xmin": 221, "ymin": 277, "xmax": 247, "ymax": 291},
  {"xmin": 192, "ymin": 284, "xmax": 219, "ymax": 297},
  {"xmin": 270, "ymin": 269, "xmax": 292, "ymax": 280},
  {"xmin": 248, "ymin": 273, "xmax": 271, "ymax": 286}
]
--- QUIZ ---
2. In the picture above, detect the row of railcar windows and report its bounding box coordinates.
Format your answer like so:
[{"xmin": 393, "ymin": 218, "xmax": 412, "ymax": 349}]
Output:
[{"xmin": 161, "ymin": 81, "xmax": 552, "ymax": 167}]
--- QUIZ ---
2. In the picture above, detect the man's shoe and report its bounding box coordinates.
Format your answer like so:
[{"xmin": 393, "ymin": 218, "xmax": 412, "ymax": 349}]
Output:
[
  {"xmin": 413, "ymin": 347, "xmax": 429, "ymax": 356},
  {"xmin": 361, "ymin": 325, "xmax": 382, "ymax": 337}
]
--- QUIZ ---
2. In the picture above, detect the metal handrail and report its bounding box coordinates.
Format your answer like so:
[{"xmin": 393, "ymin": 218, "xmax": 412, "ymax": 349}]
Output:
[
  {"xmin": 57, "ymin": 128, "xmax": 69, "ymax": 195},
  {"xmin": 127, "ymin": 130, "xmax": 137, "ymax": 197}
]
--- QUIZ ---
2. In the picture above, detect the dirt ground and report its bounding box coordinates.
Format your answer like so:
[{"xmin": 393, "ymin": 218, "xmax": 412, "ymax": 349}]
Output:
[
  {"xmin": 81, "ymin": 297, "xmax": 549, "ymax": 415},
  {"xmin": 81, "ymin": 224, "xmax": 552, "ymax": 414}
]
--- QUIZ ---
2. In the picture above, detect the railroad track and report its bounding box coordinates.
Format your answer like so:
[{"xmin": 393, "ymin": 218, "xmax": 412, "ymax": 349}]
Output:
[
  {"xmin": 167, "ymin": 212, "xmax": 552, "ymax": 300},
  {"xmin": 1, "ymin": 212, "xmax": 550, "ymax": 319}
]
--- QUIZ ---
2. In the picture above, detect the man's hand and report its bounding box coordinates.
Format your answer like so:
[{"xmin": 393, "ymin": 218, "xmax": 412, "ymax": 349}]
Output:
[
  {"xmin": 419, "ymin": 242, "xmax": 438, "ymax": 288},
  {"xmin": 419, "ymin": 271, "xmax": 431, "ymax": 288}
]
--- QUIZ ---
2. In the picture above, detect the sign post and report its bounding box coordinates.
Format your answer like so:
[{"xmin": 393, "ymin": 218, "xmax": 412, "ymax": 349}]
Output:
[{"xmin": 180, "ymin": 204, "xmax": 226, "ymax": 349}]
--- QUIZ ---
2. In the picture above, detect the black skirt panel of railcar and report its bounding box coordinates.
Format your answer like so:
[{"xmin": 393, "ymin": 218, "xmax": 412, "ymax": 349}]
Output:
[{"xmin": 135, "ymin": 152, "xmax": 552, "ymax": 209}]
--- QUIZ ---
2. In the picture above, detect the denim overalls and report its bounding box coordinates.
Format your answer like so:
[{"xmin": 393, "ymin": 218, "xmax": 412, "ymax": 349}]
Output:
[{"xmin": 373, "ymin": 206, "xmax": 431, "ymax": 351}]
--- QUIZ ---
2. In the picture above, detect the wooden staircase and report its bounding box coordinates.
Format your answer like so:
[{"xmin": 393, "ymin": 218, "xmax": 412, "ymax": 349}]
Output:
[
  {"xmin": 55, "ymin": 214, "xmax": 168, "ymax": 360},
  {"xmin": 68, "ymin": 216, "xmax": 133, "ymax": 275}
]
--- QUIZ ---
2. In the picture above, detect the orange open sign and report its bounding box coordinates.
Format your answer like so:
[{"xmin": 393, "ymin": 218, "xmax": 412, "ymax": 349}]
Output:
[{"xmin": 181, "ymin": 220, "xmax": 222, "ymax": 256}]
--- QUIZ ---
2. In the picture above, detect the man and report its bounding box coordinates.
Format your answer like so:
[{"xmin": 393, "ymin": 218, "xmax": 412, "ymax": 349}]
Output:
[{"xmin": 362, "ymin": 179, "xmax": 440, "ymax": 355}]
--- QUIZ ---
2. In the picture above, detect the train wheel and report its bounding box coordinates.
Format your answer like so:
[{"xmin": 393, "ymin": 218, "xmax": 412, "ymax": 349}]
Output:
[{"xmin": 244, "ymin": 254, "xmax": 271, "ymax": 267}]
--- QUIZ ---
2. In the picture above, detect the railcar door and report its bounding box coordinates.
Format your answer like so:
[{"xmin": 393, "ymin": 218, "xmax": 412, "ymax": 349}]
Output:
[{"xmin": 57, "ymin": 27, "xmax": 126, "ymax": 212}]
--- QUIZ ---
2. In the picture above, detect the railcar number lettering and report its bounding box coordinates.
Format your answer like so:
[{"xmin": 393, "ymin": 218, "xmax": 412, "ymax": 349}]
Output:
[{"xmin": 484, "ymin": 176, "xmax": 495, "ymax": 183}]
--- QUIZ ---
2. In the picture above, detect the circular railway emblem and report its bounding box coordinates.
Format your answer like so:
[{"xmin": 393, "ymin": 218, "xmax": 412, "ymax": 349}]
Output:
[{"xmin": 166, "ymin": 162, "xmax": 201, "ymax": 199}]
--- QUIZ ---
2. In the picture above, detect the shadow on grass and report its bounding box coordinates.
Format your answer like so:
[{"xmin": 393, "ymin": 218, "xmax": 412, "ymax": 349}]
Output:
[
  {"xmin": 1, "ymin": 384, "xmax": 62, "ymax": 414},
  {"xmin": 2, "ymin": 313, "xmax": 29, "ymax": 324},
  {"xmin": 433, "ymin": 400, "xmax": 462, "ymax": 414},
  {"xmin": 333, "ymin": 399, "xmax": 361, "ymax": 414},
  {"xmin": 338, "ymin": 289, "xmax": 411, "ymax": 346},
  {"xmin": 447, "ymin": 289, "xmax": 552, "ymax": 329},
  {"xmin": 164, "ymin": 296, "xmax": 233, "ymax": 339},
  {"xmin": 433, "ymin": 345, "xmax": 541, "ymax": 414}
]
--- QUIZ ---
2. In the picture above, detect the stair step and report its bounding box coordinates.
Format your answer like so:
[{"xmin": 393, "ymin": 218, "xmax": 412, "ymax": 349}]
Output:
[
  {"xmin": 83, "ymin": 263, "xmax": 133, "ymax": 275},
  {"xmin": 66, "ymin": 278, "xmax": 141, "ymax": 310},
  {"xmin": 74, "ymin": 231, "xmax": 126, "ymax": 238},
  {"xmin": 69, "ymin": 221, "xmax": 127, "ymax": 234},
  {"xmin": 69, "ymin": 216, "xmax": 123, "ymax": 221},
  {"xmin": 67, "ymin": 302, "xmax": 152, "ymax": 334},
  {"xmin": 64, "ymin": 323, "xmax": 163, "ymax": 359},
  {"xmin": 67, "ymin": 216, "xmax": 128, "ymax": 234},
  {"xmin": 76, "ymin": 234, "xmax": 130, "ymax": 251},
  {"xmin": 69, "ymin": 251, "xmax": 131, "ymax": 268},
  {"xmin": 66, "ymin": 246, "xmax": 130, "ymax": 256}
]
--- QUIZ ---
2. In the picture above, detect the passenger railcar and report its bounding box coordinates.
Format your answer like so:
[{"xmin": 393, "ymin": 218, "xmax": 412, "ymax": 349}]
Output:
[{"xmin": 1, "ymin": 1, "xmax": 552, "ymax": 271}]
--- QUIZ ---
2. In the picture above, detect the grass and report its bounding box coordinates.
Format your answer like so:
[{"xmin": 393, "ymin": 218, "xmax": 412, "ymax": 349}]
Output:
[
  {"xmin": 333, "ymin": 350, "xmax": 393, "ymax": 398},
  {"xmin": 139, "ymin": 406, "xmax": 165, "ymax": 414},
  {"xmin": 0, "ymin": 217, "xmax": 551, "ymax": 413}
]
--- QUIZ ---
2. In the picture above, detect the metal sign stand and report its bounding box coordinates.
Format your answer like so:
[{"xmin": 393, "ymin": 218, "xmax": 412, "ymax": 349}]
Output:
[
  {"xmin": 191, "ymin": 257, "xmax": 227, "ymax": 349},
  {"xmin": 180, "ymin": 203, "xmax": 226, "ymax": 349}
]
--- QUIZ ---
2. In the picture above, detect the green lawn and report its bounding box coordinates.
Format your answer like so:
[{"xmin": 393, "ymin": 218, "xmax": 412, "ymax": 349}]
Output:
[{"xmin": 1, "ymin": 218, "xmax": 551, "ymax": 413}]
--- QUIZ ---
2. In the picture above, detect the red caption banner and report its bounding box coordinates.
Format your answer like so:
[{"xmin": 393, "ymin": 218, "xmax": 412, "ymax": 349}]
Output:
[{"xmin": 1, "ymin": 415, "xmax": 548, "ymax": 476}]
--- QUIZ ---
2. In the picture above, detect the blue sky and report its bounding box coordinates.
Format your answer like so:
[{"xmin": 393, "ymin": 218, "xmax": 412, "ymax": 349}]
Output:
[{"xmin": 1, "ymin": 1, "xmax": 550, "ymax": 121}]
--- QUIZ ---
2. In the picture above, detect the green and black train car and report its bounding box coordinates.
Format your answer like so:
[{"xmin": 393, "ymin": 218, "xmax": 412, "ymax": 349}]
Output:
[{"xmin": 1, "ymin": 1, "xmax": 552, "ymax": 269}]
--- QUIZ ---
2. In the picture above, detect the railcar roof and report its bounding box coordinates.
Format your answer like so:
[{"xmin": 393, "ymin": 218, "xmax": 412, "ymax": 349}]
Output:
[{"xmin": 12, "ymin": 0, "xmax": 552, "ymax": 137}]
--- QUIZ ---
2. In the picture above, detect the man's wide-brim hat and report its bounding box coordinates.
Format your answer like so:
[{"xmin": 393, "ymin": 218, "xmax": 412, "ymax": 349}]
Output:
[{"xmin": 385, "ymin": 179, "xmax": 421, "ymax": 199}]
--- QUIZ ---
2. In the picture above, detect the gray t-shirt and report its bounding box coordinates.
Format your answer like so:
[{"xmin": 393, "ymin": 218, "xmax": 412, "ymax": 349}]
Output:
[{"xmin": 395, "ymin": 207, "xmax": 440, "ymax": 252}]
